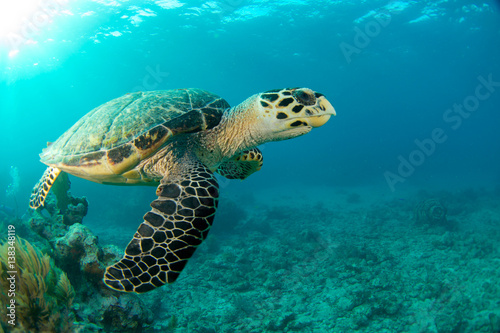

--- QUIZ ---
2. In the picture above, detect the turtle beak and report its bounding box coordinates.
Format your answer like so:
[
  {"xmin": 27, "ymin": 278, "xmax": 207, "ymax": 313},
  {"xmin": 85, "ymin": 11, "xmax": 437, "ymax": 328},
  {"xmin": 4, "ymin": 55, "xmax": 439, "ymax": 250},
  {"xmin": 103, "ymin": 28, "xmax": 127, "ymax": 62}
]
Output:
[{"xmin": 306, "ymin": 96, "xmax": 336, "ymax": 128}]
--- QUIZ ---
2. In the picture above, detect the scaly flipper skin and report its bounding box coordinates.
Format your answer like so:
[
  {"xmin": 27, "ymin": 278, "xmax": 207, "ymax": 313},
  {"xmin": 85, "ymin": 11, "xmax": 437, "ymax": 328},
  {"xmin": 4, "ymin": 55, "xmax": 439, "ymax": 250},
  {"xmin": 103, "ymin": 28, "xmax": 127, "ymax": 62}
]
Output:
[
  {"xmin": 217, "ymin": 148, "xmax": 263, "ymax": 180},
  {"xmin": 103, "ymin": 157, "xmax": 219, "ymax": 293},
  {"xmin": 29, "ymin": 166, "xmax": 62, "ymax": 209}
]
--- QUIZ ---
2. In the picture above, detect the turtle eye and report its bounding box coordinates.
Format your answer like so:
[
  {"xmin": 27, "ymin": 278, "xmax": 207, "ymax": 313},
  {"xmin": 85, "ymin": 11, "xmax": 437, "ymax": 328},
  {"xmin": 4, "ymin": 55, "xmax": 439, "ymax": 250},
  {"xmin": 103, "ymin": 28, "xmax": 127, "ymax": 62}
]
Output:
[{"xmin": 292, "ymin": 89, "xmax": 316, "ymax": 106}]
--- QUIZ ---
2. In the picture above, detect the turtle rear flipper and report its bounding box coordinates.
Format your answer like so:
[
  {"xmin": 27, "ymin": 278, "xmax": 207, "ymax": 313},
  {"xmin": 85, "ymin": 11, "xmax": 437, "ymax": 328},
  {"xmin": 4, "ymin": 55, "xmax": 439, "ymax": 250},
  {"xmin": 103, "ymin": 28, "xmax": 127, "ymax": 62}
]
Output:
[
  {"xmin": 29, "ymin": 167, "xmax": 62, "ymax": 209},
  {"xmin": 104, "ymin": 158, "xmax": 219, "ymax": 293},
  {"xmin": 217, "ymin": 148, "xmax": 263, "ymax": 180}
]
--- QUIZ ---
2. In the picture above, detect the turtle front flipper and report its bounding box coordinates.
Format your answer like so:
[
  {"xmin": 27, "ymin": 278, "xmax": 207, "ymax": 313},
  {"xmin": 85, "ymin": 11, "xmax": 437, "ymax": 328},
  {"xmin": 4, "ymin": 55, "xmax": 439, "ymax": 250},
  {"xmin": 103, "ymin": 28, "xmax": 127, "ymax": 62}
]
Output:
[
  {"xmin": 29, "ymin": 166, "xmax": 62, "ymax": 209},
  {"xmin": 216, "ymin": 148, "xmax": 263, "ymax": 180},
  {"xmin": 104, "ymin": 159, "xmax": 219, "ymax": 293}
]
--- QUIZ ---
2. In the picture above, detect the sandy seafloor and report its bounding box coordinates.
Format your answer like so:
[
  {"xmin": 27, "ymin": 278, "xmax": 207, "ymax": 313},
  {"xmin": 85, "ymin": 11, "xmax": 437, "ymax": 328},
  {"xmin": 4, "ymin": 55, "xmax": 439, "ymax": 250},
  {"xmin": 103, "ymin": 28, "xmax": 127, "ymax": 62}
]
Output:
[{"xmin": 87, "ymin": 184, "xmax": 500, "ymax": 332}]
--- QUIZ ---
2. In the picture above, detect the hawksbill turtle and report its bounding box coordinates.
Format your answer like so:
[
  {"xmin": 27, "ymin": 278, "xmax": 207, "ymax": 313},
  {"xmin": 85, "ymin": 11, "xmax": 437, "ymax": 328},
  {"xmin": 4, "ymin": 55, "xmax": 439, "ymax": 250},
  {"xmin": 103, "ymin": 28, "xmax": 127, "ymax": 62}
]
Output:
[{"xmin": 30, "ymin": 87, "xmax": 335, "ymax": 293}]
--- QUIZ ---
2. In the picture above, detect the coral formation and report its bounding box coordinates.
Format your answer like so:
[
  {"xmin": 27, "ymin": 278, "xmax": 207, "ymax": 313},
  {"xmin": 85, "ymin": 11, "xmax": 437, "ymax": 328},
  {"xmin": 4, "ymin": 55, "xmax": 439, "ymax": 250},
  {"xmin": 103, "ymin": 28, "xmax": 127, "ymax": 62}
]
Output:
[
  {"xmin": 29, "ymin": 172, "xmax": 88, "ymax": 242},
  {"xmin": 0, "ymin": 237, "xmax": 75, "ymax": 332},
  {"xmin": 74, "ymin": 292, "xmax": 154, "ymax": 331},
  {"xmin": 50, "ymin": 173, "xmax": 89, "ymax": 226},
  {"xmin": 19, "ymin": 174, "xmax": 154, "ymax": 331},
  {"xmin": 53, "ymin": 223, "xmax": 124, "ymax": 286},
  {"xmin": 54, "ymin": 223, "xmax": 105, "ymax": 280}
]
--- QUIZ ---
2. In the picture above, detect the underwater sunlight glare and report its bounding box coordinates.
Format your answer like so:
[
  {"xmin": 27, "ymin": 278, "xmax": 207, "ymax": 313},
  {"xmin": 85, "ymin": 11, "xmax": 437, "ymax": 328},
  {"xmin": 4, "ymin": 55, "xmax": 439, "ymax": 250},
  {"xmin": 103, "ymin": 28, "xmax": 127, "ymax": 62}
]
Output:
[
  {"xmin": 0, "ymin": 0, "xmax": 43, "ymax": 37},
  {"xmin": 0, "ymin": 0, "xmax": 63, "ymax": 57}
]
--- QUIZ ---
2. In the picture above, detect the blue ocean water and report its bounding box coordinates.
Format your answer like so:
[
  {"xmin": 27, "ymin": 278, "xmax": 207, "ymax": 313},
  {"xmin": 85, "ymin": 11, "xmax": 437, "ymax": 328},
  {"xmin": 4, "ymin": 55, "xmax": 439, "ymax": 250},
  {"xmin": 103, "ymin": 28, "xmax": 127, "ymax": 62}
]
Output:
[{"xmin": 0, "ymin": 0, "xmax": 500, "ymax": 332}]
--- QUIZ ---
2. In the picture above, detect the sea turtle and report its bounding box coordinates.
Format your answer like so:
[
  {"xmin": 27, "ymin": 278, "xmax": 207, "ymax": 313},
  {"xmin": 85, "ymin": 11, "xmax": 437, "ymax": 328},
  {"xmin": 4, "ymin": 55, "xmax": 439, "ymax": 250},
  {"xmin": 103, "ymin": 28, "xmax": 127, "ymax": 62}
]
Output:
[{"xmin": 30, "ymin": 87, "xmax": 335, "ymax": 293}]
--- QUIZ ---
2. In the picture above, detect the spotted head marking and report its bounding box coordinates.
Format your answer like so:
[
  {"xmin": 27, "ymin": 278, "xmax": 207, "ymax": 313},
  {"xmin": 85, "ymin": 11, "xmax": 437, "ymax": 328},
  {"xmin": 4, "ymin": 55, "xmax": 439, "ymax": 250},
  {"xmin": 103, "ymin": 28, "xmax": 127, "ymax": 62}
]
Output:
[{"xmin": 255, "ymin": 87, "xmax": 336, "ymax": 141}]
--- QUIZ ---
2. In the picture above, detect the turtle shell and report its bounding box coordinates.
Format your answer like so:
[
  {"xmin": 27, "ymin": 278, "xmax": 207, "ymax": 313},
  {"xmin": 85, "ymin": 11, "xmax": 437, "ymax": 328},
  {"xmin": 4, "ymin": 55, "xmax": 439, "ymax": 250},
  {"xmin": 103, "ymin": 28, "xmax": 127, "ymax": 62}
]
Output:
[{"xmin": 40, "ymin": 88, "xmax": 228, "ymax": 181}]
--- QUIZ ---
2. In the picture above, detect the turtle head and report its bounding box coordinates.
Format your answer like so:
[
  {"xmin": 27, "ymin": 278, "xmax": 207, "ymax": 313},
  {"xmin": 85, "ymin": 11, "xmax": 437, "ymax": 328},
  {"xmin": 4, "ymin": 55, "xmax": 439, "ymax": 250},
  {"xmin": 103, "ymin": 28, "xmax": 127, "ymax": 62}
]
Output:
[
  {"xmin": 252, "ymin": 87, "xmax": 336, "ymax": 142},
  {"xmin": 204, "ymin": 87, "xmax": 335, "ymax": 159}
]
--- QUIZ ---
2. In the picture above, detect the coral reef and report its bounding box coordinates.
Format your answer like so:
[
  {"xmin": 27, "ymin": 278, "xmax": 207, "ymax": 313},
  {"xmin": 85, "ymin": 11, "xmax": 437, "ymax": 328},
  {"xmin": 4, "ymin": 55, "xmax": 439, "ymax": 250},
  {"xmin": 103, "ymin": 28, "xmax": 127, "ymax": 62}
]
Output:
[
  {"xmin": 15, "ymin": 173, "xmax": 154, "ymax": 331},
  {"xmin": 54, "ymin": 223, "xmax": 106, "ymax": 282},
  {"xmin": 50, "ymin": 173, "xmax": 89, "ymax": 226},
  {"xmin": 130, "ymin": 185, "xmax": 500, "ymax": 332},
  {"xmin": 29, "ymin": 172, "xmax": 89, "ymax": 242},
  {"xmin": 74, "ymin": 292, "xmax": 154, "ymax": 332},
  {"xmin": 10, "ymin": 173, "xmax": 499, "ymax": 332},
  {"xmin": 0, "ymin": 237, "xmax": 75, "ymax": 333},
  {"xmin": 53, "ymin": 223, "xmax": 125, "ymax": 288}
]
